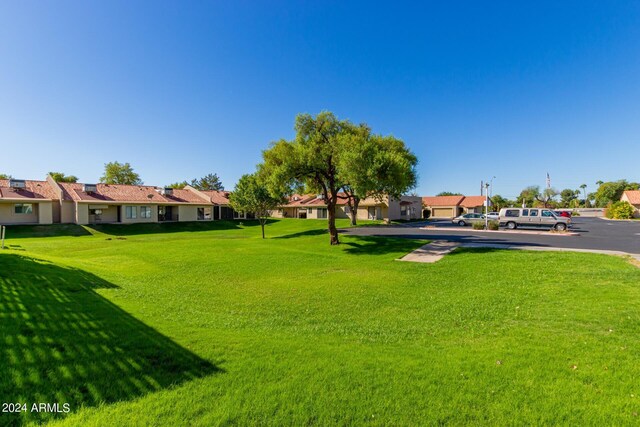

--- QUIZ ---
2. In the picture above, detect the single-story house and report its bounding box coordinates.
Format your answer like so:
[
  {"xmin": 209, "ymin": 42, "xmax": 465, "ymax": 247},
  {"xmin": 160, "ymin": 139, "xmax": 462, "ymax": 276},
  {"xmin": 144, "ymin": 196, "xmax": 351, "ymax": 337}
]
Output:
[
  {"xmin": 56, "ymin": 182, "xmax": 215, "ymax": 225},
  {"xmin": 460, "ymin": 195, "xmax": 490, "ymax": 214},
  {"xmin": 0, "ymin": 179, "xmax": 56, "ymax": 225},
  {"xmin": 271, "ymin": 193, "xmax": 422, "ymax": 221},
  {"xmin": 192, "ymin": 188, "xmax": 250, "ymax": 220},
  {"xmin": 0, "ymin": 175, "xmax": 251, "ymax": 226},
  {"xmin": 422, "ymin": 195, "xmax": 491, "ymax": 218},
  {"xmin": 421, "ymin": 195, "xmax": 465, "ymax": 218},
  {"xmin": 621, "ymin": 190, "xmax": 640, "ymax": 218}
]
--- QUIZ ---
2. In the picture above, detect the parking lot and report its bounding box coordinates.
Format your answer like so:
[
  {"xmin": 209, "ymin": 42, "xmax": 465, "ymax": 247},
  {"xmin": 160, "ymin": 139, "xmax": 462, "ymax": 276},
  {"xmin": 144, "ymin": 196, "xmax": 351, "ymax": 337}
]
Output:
[{"xmin": 342, "ymin": 217, "xmax": 640, "ymax": 256}]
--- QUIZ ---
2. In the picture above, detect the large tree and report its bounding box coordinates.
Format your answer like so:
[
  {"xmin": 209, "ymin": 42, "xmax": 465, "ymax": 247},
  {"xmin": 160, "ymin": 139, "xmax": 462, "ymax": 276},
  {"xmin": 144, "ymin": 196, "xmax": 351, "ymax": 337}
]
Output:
[
  {"xmin": 100, "ymin": 161, "xmax": 143, "ymax": 185},
  {"xmin": 338, "ymin": 130, "xmax": 418, "ymax": 225},
  {"xmin": 48, "ymin": 171, "xmax": 78, "ymax": 183},
  {"xmin": 0, "ymin": 173, "xmax": 12, "ymax": 179},
  {"xmin": 436, "ymin": 191, "xmax": 462, "ymax": 197},
  {"xmin": 190, "ymin": 173, "xmax": 224, "ymax": 191},
  {"xmin": 559, "ymin": 188, "xmax": 579, "ymax": 207},
  {"xmin": 490, "ymin": 194, "xmax": 512, "ymax": 211},
  {"xmin": 516, "ymin": 186, "xmax": 540, "ymax": 207},
  {"xmin": 260, "ymin": 112, "xmax": 354, "ymax": 244},
  {"xmin": 229, "ymin": 173, "xmax": 281, "ymax": 239},
  {"xmin": 579, "ymin": 184, "xmax": 588, "ymax": 207},
  {"xmin": 593, "ymin": 180, "xmax": 640, "ymax": 207}
]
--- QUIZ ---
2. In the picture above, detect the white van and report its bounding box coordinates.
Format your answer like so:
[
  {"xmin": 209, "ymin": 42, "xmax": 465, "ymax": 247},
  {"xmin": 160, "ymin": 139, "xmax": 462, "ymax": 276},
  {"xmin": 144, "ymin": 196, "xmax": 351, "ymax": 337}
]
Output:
[{"xmin": 498, "ymin": 208, "xmax": 570, "ymax": 231}]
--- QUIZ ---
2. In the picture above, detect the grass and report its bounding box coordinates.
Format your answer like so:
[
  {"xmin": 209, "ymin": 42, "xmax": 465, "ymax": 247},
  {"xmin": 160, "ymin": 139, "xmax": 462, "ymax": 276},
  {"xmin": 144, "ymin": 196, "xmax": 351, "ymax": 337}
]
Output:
[{"xmin": 1, "ymin": 219, "xmax": 640, "ymax": 425}]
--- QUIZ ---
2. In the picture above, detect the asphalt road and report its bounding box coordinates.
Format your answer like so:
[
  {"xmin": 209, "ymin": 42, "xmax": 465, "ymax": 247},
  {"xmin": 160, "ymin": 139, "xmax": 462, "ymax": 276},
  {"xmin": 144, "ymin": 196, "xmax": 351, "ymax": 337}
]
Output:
[{"xmin": 341, "ymin": 217, "xmax": 640, "ymax": 255}]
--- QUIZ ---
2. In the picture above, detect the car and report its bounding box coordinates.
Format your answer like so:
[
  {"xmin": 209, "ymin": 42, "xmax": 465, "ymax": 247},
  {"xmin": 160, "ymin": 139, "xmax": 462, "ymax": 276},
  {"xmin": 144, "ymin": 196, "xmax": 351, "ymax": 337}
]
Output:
[
  {"xmin": 554, "ymin": 210, "xmax": 572, "ymax": 218},
  {"xmin": 498, "ymin": 208, "xmax": 570, "ymax": 231},
  {"xmin": 452, "ymin": 213, "xmax": 485, "ymax": 226},
  {"xmin": 486, "ymin": 212, "xmax": 500, "ymax": 220}
]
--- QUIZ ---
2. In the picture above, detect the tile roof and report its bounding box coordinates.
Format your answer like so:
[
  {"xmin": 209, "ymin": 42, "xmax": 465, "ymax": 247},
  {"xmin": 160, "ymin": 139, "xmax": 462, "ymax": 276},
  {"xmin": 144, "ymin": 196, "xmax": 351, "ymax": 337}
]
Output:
[
  {"xmin": 459, "ymin": 195, "xmax": 487, "ymax": 208},
  {"xmin": 422, "ymin": 195, "xmax": 465, "ymax": 206},
  {"xmin": 623, "ymin": 190, "xmax": 640, "ymax": 205},
  {"xmin": 282, "ymin": 193, "xmax": 349, "ymax": 207},
  {"xmin": 58, "ymin": 183, "xmax": 208, "ymax": 204},
  {"xmin": 0, "ymin": 179, "xmax": 58, "ymax": 200},
  {"xmin": 200, "ymin": 190, "xmax": 232, "ymax": 205}
]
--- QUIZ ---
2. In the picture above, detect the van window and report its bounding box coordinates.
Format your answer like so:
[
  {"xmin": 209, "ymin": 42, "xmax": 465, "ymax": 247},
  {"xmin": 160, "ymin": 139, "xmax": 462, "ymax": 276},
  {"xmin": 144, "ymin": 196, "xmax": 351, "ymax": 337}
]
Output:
[
  {"xmin": 505, "ymin": 209, "xmax": 520, "ymax": 217},
  {"xmin": 522, "ymin": 209, "xmax": 529, "ymax": 216},
  {"xmin": 529, "ymin": 210, "xmax": 538, "ymax": 217},
  {"xmin": 542, "ymin": 210, "xmax": 554, "ymax": 217}
]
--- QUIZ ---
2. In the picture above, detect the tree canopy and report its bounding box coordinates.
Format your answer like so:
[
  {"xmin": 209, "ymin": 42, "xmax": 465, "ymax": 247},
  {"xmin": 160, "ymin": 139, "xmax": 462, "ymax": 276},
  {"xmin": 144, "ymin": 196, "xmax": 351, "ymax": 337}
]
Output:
[
  {"xmin": 0, "ymin": 173, "xmax": 12, "ymax": 180},
  {"xmin": 436, "ymin": 191, "xmax": 462, "ymax": 197},
  {"xmin": 48, "ymin": 172, "xmax": 78, "ymax": 183},
  {"xmin": 189, "ymin": 174, "xmax": 224, "ymax": 191},
  {"xmin": 593, "ymin": 180, "xmax": 639, "ymax": 207},
  {"xmin": 166, "ymin": 181, "xmax": 189, "ymax": 189},
  {"xmin": 338, "ymin": 128, "xmax": 417, "ymax": 225},
  {"xmin": 260, "ymin": 111, "xmax": 417, "ymax": 244},
  {"xmin": 229, "ymin": 173, "xmax": 281, "ymax": 239},
  {"xmin": 100, "ymin": 161, "xmax": 143, "ymax": 185}
]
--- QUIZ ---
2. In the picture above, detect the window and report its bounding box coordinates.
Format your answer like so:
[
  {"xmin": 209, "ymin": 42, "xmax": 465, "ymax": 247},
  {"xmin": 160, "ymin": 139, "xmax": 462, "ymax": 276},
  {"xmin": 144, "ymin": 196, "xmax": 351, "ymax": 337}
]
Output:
[
  {"xmin": 401, "ymin": 207, "xmax": 407, "ymax": 216},
  {"xmin": 345, "ymin": 206, "xmax": 350, "ymax": 214},
  {"xmin": 197, "ymin": 207, "xmax": 212, "ymax": 220},
  {"xmin": 317, "ymin": 208, "xmax": 327, "ymax": 218},
  {"xmin": 529, "ymin": 209, "xmax": 538, "ymax": 217},
  {"xmin": 308, "ymin": 208, "xmax": 313, "ymax": 214},
  {"xmin": 541, "ymin": 210, "xmax": 554, "ymax": 217},
  {"xmin": 125, "ymin": 206, "xmax": 137, "ymax": 219},
  {"xmin": 522, "ymin": 209, "xmax": 529, "ymax": 216},
  {"xmin": 505, "ymin": 209, "xmax": 520, "ymax": 217},
  {"xmin": 14, "ymin": 204, "xmax": 33, "ymax": 214},
  {"xmin": 140, "ymin": 206, "xmax": 151, "ymax": 219}
]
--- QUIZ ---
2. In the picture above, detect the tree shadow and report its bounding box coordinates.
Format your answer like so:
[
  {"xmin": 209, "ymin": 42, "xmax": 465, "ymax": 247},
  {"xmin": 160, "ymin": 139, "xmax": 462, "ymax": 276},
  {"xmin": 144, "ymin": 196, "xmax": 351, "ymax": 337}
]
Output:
[
  {"xmin": 273, "ymin": 229, "xmax": 328, "ymax": 239},
  {"xmin": 4, "ymin": 224, "xmax": 92, "ymax": 239},
  {"xmin": 341, "ymin": 235, "xmax": 427, "ymax": 256},
  {"xmin": 0, "ymin": 254, "xmax": 221, "ymax": 426},
  {"xmin": 87, "ymin": 220, "xmax": 245, "ymax": 236}
]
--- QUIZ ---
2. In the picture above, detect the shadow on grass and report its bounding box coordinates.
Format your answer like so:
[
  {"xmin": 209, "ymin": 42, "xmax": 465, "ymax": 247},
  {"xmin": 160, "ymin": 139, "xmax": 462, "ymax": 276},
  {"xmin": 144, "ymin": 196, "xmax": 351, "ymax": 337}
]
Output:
[
  {"xmin": 4, "ymin": 224, "xmax": 93, "ymax": 239},
  {"xmin": 273, "ymin": 229, "xmax": 328, "ymax": 239},
  {"xmin": 342, "ymin": 235, "xmax": 427, "ymax": 256},
  {"xmin": 0, "ymin": 254, "xmax": 220, "ymax": 426},
  {"xmin": 88, "ymin": 219, "xmax": 277, "ymax": 237}
]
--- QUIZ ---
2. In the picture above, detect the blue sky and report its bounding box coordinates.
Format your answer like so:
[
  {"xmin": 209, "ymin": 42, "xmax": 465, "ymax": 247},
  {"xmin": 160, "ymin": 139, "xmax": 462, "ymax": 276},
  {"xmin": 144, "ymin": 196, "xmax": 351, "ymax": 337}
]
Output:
[{"xmin": 1, "ymin": 1, "xmax": 639, "ymax": 199}]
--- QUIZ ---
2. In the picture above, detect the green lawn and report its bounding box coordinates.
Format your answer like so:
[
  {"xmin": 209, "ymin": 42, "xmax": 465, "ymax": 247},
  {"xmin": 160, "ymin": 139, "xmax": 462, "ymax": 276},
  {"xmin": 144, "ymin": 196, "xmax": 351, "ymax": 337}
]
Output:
[{"xmin": 1, "ymin": 219, "xmax": 639, "ymax": 426}]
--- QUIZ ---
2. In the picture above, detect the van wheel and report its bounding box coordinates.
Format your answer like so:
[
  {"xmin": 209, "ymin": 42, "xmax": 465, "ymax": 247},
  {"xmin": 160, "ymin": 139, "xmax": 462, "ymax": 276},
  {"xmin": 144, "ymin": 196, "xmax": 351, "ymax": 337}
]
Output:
[
  {"xmin": 555, "ymin": 223, "xmax": 567, "ymax": 231},
  {"xmin": 458, "ymin": 220, "xmax": 466, "ymax": 226},
  {"xmin": 506, "ymin": 222, "xmax": 516, "ymax": 230}
]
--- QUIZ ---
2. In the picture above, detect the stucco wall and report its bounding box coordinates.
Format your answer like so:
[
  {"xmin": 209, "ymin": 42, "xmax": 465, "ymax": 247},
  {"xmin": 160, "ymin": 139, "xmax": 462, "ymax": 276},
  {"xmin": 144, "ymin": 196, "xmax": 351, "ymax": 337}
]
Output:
[
  {"xmin": 0, "ymin": 202, "xmax": 39, "ymax": 224},
  {"xmin": 76, "ymin": 204, "xmax": 89, "ymax": 225},
  {"xmin": 88, "ymin": 205, "xmax": 119, "ymax": 224},
  {"xmin": 38, "ymin": 202, "xmax": 53, "ymax": 224},
  {"xmin": 61, "ymin": 201, "xmax": 76, "ymax": 224},
  {"xmin": 178, "ymin": 205, "xmax": 197, "ymax": 222},
  {"xmin": 121, "ymin": 205, "xmax": 158, "ymax": 223}
]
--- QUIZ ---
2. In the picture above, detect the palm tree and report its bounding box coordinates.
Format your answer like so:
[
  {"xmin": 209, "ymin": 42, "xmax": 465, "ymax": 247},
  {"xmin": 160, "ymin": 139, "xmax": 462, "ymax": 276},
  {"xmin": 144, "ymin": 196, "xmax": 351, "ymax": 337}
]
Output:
[
  {"xmin": 596, "ymin": 180, "xmax": 604, "ymax": 187},
  {"xmin": 580, "ymin": 184, "xmax": 587, "ymax": 207}
]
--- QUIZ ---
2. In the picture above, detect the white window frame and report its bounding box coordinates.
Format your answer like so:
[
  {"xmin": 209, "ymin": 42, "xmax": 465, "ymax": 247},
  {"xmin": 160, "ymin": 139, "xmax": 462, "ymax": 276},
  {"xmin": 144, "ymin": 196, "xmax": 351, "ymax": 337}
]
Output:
[
  {"xmin": 140, "ymin": 206, "xmax": 151, "ymax": 219},
  {"xmin": 14, "ymin": 203, "xmax": 33, "ymax": 214},
  {"xmin": 125, "ymin": 206, "xmax": 137, "ymax": 219}
]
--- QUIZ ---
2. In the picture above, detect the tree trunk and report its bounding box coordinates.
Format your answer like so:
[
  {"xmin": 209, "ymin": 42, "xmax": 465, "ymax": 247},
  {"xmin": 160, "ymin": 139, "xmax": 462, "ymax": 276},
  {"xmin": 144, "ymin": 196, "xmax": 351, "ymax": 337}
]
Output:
[
  {"xmin": 260, "ymin": 220, "xmax": 265, "ymax": 239},
  {"xmin": 349, "ymin": 198, "xmax": 359, "ymax": 226},
  {"xmin": 328, "ymin": 199, "xmax": 340, "ymax": 245}
]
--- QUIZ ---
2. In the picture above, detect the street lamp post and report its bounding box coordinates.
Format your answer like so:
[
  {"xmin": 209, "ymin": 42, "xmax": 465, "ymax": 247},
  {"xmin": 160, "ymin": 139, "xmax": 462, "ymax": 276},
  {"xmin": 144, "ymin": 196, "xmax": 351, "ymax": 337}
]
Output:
[{"xmin": 485, "ymin": 182, "xmax": 490, "ymax": 229}]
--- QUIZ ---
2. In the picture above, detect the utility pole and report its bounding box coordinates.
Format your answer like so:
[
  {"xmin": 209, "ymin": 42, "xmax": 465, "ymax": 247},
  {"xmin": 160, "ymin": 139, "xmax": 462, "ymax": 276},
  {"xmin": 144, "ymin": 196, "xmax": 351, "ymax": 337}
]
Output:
[{"xmin": 480, "ymin": 180, "xmax": 484, "ymax": 196}]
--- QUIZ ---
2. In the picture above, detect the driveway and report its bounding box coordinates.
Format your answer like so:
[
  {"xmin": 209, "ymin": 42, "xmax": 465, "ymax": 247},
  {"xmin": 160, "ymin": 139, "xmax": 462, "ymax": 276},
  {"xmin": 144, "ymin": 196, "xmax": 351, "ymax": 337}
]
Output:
[{"xmin": 341, "ymin": 217, "xmax": 640, "ymax": 255}]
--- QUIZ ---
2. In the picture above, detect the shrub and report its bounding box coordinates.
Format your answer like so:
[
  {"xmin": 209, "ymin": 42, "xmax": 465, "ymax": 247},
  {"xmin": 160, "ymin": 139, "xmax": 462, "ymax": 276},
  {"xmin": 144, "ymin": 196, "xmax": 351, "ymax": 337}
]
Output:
[
  {"xmin": 606, "ymin": 201, "xmax": 635, "ymax": 219},
  {"xmin": 472, "ymin": 221, "xmax": 486, "ymax": 230},
  {"xmin": 571, "ymin": 210, "xmax": 580, "ymax": 217},
  {"xmin": 488, "ymin": 220, "xmax": 499, "ymax": 230}
]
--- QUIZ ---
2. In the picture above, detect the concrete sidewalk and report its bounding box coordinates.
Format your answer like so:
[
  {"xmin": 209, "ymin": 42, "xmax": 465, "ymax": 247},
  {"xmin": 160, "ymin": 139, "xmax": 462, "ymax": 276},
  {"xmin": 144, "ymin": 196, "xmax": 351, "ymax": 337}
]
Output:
[{"xmin": 398, "ymin": 240, "xmax": 640, "ymax": 264}]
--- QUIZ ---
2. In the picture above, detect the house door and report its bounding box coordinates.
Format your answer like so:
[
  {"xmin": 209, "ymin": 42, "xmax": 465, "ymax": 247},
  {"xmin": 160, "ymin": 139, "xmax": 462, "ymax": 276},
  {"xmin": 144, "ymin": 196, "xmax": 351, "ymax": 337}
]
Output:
[{"xmin": 368, "ymin": 207, "xmax": 381, "ymax": 220}]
